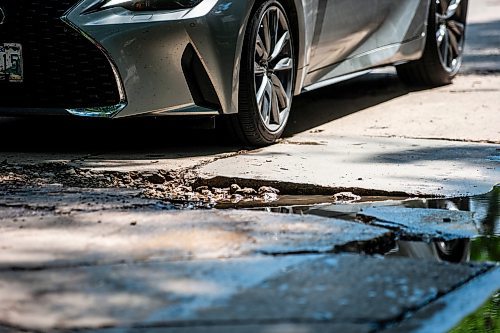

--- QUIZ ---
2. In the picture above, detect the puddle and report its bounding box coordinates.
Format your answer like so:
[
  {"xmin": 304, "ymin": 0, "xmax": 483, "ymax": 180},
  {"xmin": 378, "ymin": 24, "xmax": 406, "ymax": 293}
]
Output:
[
  {"xmin": 215, "ymin": 194, "xmax": 409, "ymax": 209},
  {"xmin": 241, "ymin": 186, "xmax": 500, "ymax": 264},
  {"xmin": 216, "ymin": 195, "xmax": 337, "ymax": 209}
]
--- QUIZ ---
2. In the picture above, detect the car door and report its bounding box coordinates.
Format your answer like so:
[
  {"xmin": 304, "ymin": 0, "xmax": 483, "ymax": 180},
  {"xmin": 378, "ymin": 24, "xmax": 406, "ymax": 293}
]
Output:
[
  {"xmin": 373, "ymin": 0, "xmax": 429, "ymax": 48},
  {"xmin": 307, "ymin": 0, "xmax": 379, "ymax": 79}
]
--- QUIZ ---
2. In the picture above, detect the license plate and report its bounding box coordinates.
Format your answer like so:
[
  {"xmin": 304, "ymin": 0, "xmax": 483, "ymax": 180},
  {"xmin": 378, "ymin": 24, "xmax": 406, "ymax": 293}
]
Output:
[{"xmin": 0, "ymin": 43, "xmax": 23, "ymax": 83}]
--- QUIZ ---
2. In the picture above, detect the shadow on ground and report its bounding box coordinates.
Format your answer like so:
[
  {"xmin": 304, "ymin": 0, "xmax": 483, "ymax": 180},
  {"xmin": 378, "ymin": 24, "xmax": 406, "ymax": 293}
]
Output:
[
  {"xmin": 0, "ymin": 72, "xmax": 414, "ymax": 156},
  {"xmin": 284, "ymin": 72, "xmax": 413, "ymax": 136}
]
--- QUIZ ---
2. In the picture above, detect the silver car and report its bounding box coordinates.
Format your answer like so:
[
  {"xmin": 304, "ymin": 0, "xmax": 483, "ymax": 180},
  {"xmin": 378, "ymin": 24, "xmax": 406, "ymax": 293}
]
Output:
[{"xmin": 0, "ymin": 0, "xmax": 468, "ymax": 145}]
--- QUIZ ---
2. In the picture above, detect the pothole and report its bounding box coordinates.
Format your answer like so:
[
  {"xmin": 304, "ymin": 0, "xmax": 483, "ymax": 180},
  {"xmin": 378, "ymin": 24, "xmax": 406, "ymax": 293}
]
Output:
[{"xmin": 236, "ymin": 186, "xmax": 500, "ymax": 263}]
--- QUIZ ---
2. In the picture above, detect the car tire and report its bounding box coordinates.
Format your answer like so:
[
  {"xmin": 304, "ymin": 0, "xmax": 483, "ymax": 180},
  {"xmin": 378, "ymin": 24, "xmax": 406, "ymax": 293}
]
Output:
[
  {"xmin": 434, "ymin": 239, "xmax": 470, "ymax": 263},
  {"xmin": 227, "ymin": 0, "xmax": 295, "ymax": 146},
  {"xmin": 396, "ymin": 0, "xmax": 468, "ymax": 86}
]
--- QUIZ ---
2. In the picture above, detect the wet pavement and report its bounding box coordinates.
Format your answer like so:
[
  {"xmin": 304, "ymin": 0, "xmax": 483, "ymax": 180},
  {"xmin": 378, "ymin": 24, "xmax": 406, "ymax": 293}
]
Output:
[{"xmin": 0, "ymin": 0, "xmax": 499, "ymax": 331}]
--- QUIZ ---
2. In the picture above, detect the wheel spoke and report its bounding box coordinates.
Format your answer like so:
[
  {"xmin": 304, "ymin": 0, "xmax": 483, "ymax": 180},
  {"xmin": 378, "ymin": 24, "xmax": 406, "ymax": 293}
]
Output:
[
  {"xmin": 270, "ymin": 73, "xmax": 289, "ymax": 109},
  {"xmin": 270, "ymin": 89, "xmax": 280, "ymax": 124},
  {"xmin": 443, "ymin": 31, "xmax": 450, "ymax": 64},
  {"xmin": 269, "ymin": 31, "xmax": 290, "ymax": 61},
  {"xmin": 255, "ymin": 35, "xmax": 268, "ymax": 61},
  {"xmin": 263, "ymin": 79, "xmax": 273, "ymax": 123},
  {"xmin": 447, "ymin": 26, "xmax": 459, "ymax": 57},
  {"xmin": 261, "ymin": 95, "xmax": 270, "ymax": 124},
  {"xmin": 447, "ymin": 19, "xmax": 464, "ymax": 37},
  {"xmin": 271, "ymin": 9, "xmax": 280, "ymax": 49},
  {"xmin": 437, "ymin": 0, "xmax": 449, "ymax": 14},
  {"xmin": 273, "ymin": 57, "xmax": 293, "ymax": 71},
  {"xmin": 256, "ymin": 75, "xmax": 269, "ymax": 106},
  {"xmin": 262, "ymin": 13, "xmax": 272, "ymax": 58},
  {"xmin": 446, "ymin": 0, "xmax": 462, "ymax": 17}
]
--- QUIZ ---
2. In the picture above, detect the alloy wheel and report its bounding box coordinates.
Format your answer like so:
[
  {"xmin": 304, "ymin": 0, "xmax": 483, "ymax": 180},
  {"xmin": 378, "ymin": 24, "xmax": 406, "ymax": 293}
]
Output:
[
  {"xmin": 435, "ymin": 0, "xmax": 467, "ymax": 74},
  {"xmin": 253, "ymin": 5, "xmax": 294, "ymax": 132}
]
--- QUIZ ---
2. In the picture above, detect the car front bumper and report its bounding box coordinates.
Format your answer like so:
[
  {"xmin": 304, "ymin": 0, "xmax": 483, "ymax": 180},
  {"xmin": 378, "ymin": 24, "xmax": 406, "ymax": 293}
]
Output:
[
  {"xmin": 0, "ymin": 0, "xmax": 253, "ymax": 118},
  {"xmin": 66, "ymin": 0, "xmax": 255, "ymax": 118}
]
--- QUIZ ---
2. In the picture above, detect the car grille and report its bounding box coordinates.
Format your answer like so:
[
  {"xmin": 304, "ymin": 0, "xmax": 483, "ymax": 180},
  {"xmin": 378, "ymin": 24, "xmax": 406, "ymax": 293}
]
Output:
[{"xmin": 0, "ymin": 0, "xmax": 121, "ymax": 109}]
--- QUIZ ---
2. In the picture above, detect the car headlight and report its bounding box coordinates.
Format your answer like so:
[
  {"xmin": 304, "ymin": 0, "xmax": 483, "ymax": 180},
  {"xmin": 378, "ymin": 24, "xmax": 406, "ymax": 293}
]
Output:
[{"xmin": 95, "ymin": 0, "xmax": 203, "ymax": 11}]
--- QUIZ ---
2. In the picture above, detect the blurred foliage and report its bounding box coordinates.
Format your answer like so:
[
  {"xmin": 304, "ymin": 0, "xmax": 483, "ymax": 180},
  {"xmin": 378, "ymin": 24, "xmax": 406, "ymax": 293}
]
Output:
[
  {"xmin": 450, "ymin": 291, "xmax": 500, "ymax": 333},
  {"xmin": 470, "ymin": 237, "xmax": 500, "ymax": 262}
]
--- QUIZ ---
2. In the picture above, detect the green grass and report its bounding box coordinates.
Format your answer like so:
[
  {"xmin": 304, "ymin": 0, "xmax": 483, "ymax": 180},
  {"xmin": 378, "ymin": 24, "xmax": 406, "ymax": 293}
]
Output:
[{"xmin": 450, "ymin": 291, "xmax": 500, "ymax": 333}]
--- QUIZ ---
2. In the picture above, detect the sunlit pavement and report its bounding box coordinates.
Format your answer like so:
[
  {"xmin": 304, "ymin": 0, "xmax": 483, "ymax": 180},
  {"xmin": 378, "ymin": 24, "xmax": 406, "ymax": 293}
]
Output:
[{"xmin": 0, "ymin": 0, "xmax": 499, "ymax": 332}]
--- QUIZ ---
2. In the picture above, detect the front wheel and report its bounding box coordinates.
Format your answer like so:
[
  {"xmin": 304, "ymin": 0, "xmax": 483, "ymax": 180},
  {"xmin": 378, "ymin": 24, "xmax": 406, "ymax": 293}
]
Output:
[
  {"xmin": 396, "ymin": 0, "xmax": 468, "ymax": 86},
  {"xmin": 228, "ymin": 0, "xmax": 295, "ymax": 146}
]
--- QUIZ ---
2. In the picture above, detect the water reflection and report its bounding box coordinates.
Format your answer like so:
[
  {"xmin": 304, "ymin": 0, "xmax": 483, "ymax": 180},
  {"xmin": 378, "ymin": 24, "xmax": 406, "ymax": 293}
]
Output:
[
  {"xmin": 248, "ymin": 186, "xmax": 500, "ymax": 264},
  {"xmin": 388, "ymin": 239, "xmax": 471, "ymax": 263},
  {"xmin": 392, "ymin": 186, "xmax": 499, "ymax": 263},
  {"xmin": 409, "ymin": 185, "xmax": 500, "ymax": 237}
]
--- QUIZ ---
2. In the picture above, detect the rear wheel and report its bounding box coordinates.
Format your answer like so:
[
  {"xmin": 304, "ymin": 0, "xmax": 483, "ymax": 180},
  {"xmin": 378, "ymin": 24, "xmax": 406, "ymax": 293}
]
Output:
[
  {"xmin": 396, "ymin": 0, "xmax": 468, "ymax": 86},
  {"xmin": 228, "ymin": 0, "xmax": 295, "ymax": 146}
]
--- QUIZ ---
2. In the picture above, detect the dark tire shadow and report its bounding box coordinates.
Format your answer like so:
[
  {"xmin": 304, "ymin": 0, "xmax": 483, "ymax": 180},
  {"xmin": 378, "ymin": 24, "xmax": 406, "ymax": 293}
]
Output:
[{"xmin": 0, "ymin": 71, "xmax": 418, "ymax": 157}]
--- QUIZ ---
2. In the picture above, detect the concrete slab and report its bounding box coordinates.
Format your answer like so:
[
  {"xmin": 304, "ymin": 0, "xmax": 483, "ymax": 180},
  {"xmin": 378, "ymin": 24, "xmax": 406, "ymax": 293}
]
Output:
[
  {"xmin": 0, "ymin": 209, "xmax": 390, "ymax": 269},
  {"xmin": 358, "ymin": 207, "xmax": 478, "ymax": 240},
  {"xmin": 197, "ymin": 136, "xmax": 499, "ymax": 197},
  {"xmin": 0, "ymin": 254, "xmax": 492, "ymax": 331}
]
